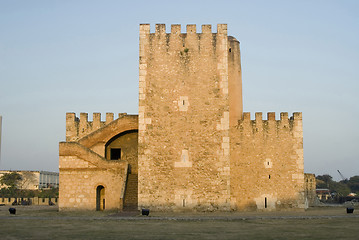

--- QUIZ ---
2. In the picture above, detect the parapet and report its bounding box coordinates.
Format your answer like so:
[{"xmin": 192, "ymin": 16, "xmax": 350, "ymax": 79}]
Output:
[
  {"xmin": 238, "ymin": 112, "xmax": 302, "ymax": 135},
  {"xmin": 66, "ymin": 112, "xmax": 128, "ymax": 141},
  {"xmin": 139, "ymin": 23, "xmax": 228, "ymax": 35},
  {"xmin": 139, "ymin": 24, "xmax": 238, "ymax": 57}
]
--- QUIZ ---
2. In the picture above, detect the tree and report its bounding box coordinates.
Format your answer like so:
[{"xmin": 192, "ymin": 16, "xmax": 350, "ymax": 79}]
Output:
[
  {"xmin": 18, "ymin": 172, "xmax": 36, "ymax": 189},
  {"xmin": 330, "ymin": 181, "xmax": 351, "ymax": 196},
  {"xmin": 347, "ymin": 175, "xmax": 359, "ymax": 193},
  {"xmin": 316, "ymin": 174, "xmax": 333, "ymax": 188},
  {"xmin": 0, "ymin": 172, "xmax": 22, "ymax": 197},
  {"xmin": 0, "ymin": 172, "xmax": 22, "ymax": 189},
  {"xmin": 38, "ymin": 188, "xmax": 59, "ymax": 198},
  {"xmin": 316, "ymin": 174, "xmax": 358, "ymax": 197}
]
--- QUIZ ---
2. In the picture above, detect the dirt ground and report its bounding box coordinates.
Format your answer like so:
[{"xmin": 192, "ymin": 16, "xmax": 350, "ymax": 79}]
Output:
[{"xmin": 0, "ymin": 205, "xmax": 358, "ymax": 239}]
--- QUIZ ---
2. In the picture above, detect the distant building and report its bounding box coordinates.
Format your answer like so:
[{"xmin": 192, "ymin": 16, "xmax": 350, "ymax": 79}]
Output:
[
  {"xmin": 0, "ymin": 170, "xmax": 59, "ymax": 190},
  {"xmin": 316, "ymin": 189, "xmax": 331, "ymax": 201}
]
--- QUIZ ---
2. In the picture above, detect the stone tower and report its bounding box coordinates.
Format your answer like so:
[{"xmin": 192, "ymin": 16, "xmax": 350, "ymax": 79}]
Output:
[
  {"xmin": 59, "ymin": 23, "xmax": 305, "ymax": 212},
  {"xmin": 138, "ymin": 24, "xmax": 243, "ymax": 210}
]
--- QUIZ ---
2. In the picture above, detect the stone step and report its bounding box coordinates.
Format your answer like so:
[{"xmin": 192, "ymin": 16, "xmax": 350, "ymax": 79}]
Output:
[{"xmin": 123, "ymin": 174, "xmax": 138, "ymax": 210}]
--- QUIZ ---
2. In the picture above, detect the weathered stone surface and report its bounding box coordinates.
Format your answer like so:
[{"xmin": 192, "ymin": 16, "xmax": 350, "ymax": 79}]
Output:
[
  {"xmin": 59, "ymin": 24, "xmax": 306, "ymax": 212},
  {"xmin": 137, "ymin": 24, "xmax": 243, "ymax": 211},
  {"xmin": 59, "ymin": 115, "xmax": 138, "ymax": 211},
  {"xmin": 230, "ymin": 112, "xmax": 305, "ymax": 210}
]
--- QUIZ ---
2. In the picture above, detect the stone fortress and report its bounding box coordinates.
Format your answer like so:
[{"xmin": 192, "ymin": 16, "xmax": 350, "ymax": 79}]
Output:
[{"xmin": 59, "ymin": 24, "xmax": 307, "ymax": 211}]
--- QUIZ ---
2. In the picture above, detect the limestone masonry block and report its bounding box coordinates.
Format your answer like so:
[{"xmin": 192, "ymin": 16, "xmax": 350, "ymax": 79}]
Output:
[{"xmin": 60, "ymin": 23, "xmax": 305, "ymax": 212}]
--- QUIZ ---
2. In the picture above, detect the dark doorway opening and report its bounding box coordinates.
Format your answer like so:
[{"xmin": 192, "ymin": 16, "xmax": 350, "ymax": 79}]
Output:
[
  {"xmin": 110, "ymin": 148, "xmax": 121, "ymax": 160},
  {"xmin": 96, "ymin": 185, "xmax": 105, "ymax": 211}
]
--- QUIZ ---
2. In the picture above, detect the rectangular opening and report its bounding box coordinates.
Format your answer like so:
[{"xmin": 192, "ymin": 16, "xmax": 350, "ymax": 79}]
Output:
[
  {"xmin": 265, "ymin": 197, "xmax": 267, "ymax": 208},
  {"xmin": 182, "ymin": 199, "xmax": 186, "ymax": 207},
  {"xmin": 110, "ymin": 148, "xmax": 121, "ymax": 160}
]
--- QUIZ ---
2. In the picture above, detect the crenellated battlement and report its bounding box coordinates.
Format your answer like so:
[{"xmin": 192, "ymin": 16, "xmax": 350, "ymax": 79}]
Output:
[
  {"xmin": 140, "ymin": 23, "xmax": 228, "ymax": 35},
  {"xmin": 238, "ymin": 112, "xmax": 302, "ymax": 135},
  {"xmin": 66, "ymin": 112, "xmax": 128, "ymax": 141},
  {"xmin": 139, "ymin": 24, "xmax": 234, "ymax": 56}
]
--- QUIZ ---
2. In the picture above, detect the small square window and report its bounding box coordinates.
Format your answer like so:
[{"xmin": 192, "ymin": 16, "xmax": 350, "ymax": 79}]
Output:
[{"xmin": 111, "ymin": 148, "xmax": 121, "ymax": 160}]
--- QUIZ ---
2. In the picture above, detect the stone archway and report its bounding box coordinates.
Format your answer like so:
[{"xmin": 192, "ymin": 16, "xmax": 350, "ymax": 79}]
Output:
[
  {"xmin": 104, "ymin": 130, "xmax": 138, "ymax": 210},
  {"xmin": 105, "ymin": 130, "xmax": 138, "ymax": 174},
  {"xmin": 96, "ymin": 185, "xmax": 105, "ymax": 211}
]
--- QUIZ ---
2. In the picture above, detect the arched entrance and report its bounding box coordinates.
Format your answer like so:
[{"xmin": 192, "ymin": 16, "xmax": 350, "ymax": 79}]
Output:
[
  {"xmin": 96, "ymin": 185, "xmax": 105, "ymax": 211},
  {"xmin": 105, "ymin": 130, "xmax": 138, "ymax": 174},
  {"xmin": 105, "ymin": 130, "xmax": 138, "ymax": 210}
]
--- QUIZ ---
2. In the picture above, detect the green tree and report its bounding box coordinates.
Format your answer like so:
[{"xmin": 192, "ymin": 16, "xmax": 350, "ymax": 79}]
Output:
[
  {"xmin": 0, "ymin": 172, "xmax": 22, "ymax": 197},
  {"xmin": 330, "ymin": 181, "xmax": 351, "ymax": 196},
  {"xmin": 316, "ymin": 174, "xmax": 333, "ymax": 189},
  {"xmin": 316, "ymin": 174, "xmax": 357, "ymax": 197},
  {"xmin": 347, "ymin": 176, "xmax": 359, "ymax": 194},
  {"xmin": 38, "ymin": 188, "xmax": 59, "ymax": 198},
  {"xmin": 0, "ymin": 172, "xmax": 22, "ymax": 189}
]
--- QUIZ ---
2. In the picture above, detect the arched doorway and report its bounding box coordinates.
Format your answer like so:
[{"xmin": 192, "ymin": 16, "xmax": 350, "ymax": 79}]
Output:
[
  {"xmin": 96, "ymin": 185, "xmax": 105, "ymax": 211},
  {"xmin": 105, "ymin": 130, "xmax": 138, "ymax": 210}
]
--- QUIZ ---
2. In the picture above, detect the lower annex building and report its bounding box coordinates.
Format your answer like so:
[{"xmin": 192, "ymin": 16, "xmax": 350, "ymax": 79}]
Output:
[{"xmin": 59, "ymin": 24, "xmax": 307, "ymax": 211}]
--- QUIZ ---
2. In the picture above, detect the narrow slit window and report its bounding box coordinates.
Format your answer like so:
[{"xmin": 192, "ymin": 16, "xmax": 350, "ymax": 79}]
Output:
[
  {"xmin": 265, "ymin": 197, "xmax": 267, "ymax": 208},
  {"xmin": 182, "ymin": 199, "xmax": 186, "ymax": 207},
  {"xmin": 269, "ymin": 175, "xmax": 271, "ymax": 179}
]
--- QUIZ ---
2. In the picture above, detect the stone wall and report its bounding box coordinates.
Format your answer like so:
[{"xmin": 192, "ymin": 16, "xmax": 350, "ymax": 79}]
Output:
[
  {"xmin": 304, "ymin": 173, "xmax": 317, "ymax": 206},
  {"xmin": 66, "ymin": 112, "xmax": 128, "ymax": 141},
  {"xmin": 105, "ymin": 130, "xmax": 138, "ymax": 174},
  {"xmin": 60, "ymin": 23, "xmax": 306, "ymax": 212},
  {"xmin": 59, "ymin": 114, "xmax": 138, "ymax": 211},
  {"xmin": 59, "ymin": 142, "xmax": 127, "ymax": 210},
  {"xmin": 138, "ymin": 24, "xmax": 242, "ymax": 211},
  {"xmin": 230, "ymin": 112, "xmax": 305, "ymax": 210},
  {"xmin": 0, "ymin": 197, "xmax": 58, "ymax": 205}
]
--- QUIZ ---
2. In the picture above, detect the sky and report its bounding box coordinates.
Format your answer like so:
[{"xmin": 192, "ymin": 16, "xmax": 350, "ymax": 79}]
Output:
[{"xmin": 0, "ymin": 0, "xmax": 358, "ymax": 181}]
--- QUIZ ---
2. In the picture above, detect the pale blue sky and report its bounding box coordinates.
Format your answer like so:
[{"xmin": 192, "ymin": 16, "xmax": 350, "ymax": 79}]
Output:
[{"xmin": 0, "ymin": 0, "xmax": 358, "ymax": 180}]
